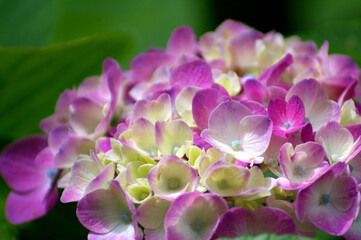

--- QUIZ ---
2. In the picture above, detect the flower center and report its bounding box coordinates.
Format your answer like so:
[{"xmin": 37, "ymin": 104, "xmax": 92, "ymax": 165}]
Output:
[
  {"xmin": 231, "ymin": 140, "xmax": 241, "ymax": 150},
  {"xmin": 294, "ymin": 165, "xmax": 303, "ymax": 175},
  {"xmin": 168, "ymin": 177, "xmax": 180, "ymax": 189},
  {"xmin": 330, "ymin": 154, "xmax": 340, "ymax": 163},
  {"xmin": 121, "ymin": 210, "xmax": 131, "ymax": 222},
  {"xmin": 47, "ymin": 168, "xmax": 57, "ymax": 179},
  {"xmin": 244, "ymin": 74, "xmax": 256, "ymax": 79},
  {"xmin": 283, "ymin": 122, "xmax": 291, "ymax": 129},
  {"xmin": 150, "ymin": 147, "xmax": 158, "ymax": 156},
  {"xmin": 140, "ymin": 192, "xmax": 149, "ymax": 200},
  {"xmin": 321, "ymin": 194, "xmax": 331, "ymax": 204},
  {"xmin": 219, "ymin": 179, "xmax": 228, "ymax": 188},
  {"xmin": 304, "ymin": 117, "xmax": 309, "ymax": 122},
  {"xmin": 173, "ymin": 146, "xmax": 180, "ymax": 155},
  {"xmin": 192, "ymin": 219, "xmax": 203, "ymax": 232}
]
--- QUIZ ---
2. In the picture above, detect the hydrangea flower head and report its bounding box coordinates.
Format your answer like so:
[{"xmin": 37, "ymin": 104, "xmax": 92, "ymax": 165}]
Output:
[{"xmin": 1, "ymin": 19, "xmax": 361, "ymax": 240}]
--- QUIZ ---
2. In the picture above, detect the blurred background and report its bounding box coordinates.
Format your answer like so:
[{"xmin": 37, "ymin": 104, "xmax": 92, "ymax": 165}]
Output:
[{"xmin": 0, "ymin": 0, "xmax": 360, "ymax": 239}]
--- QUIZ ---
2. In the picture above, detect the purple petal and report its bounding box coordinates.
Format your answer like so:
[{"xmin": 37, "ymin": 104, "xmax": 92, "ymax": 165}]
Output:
[
  {"xmin": 301, "ymin": 123, "xmax": 315, "ymax": 142},
  {"xmin": 268, "ymin": 98, "xmax": 287, "ymax": 128},
  {"xmin": 330, "ymin": 176, "xmax": 359, "ymax": 212},
  {"xmin": 170, "ymin": 60, "xmax": 213, "ymax": 88},
  {"xmin": 286, "ymin": 78, "xmax": 328, "ymax": 117},
  {"xmin": 60, "ymin": 183, "xmax": 84, "ymax": 203},
  {"xmin": 215, "ymin": 19, "xmax": 249, "ymax": 37},
  {"xmin": 76, "ymin": 180, "xmax": 136, "ymax": 234},
  {"xmin": 344, "ymin": 209, "xmax": 361, "ymax": 240},
  {"xmin": 6, "ymin": 184, "xmax": 58, "ymax": 224},
  {"xmin": 243, "ymin": 79, "xmax": 269, "ymax": 103},
  {"xmin": 148, "ymin": 155, "xmax": 197, "ymax": 200},
  {"xmin": 164, "ymin": 192, "xmax": 228, "ymax": 240},
  {"xmin": 84, "ymin": 163, "xmax": 115, "ymax": 195},
  {"xmin": 287, "ymin": 95, "xmax": 306, "ymax": 126},
  {"xmin": 230, "ymin": 29, "xmax": 264, "ymax": 67},
  {"xmin": 35, "ymin": 147, "xmax": 55, "ymax": 167},
  {"xmin": 212, "ymin": 207, "xmax": 297, "ymax": 238},
  {"xmin": 0, "ymin": 135, "xmax": 49, "ymax": 192},
  {"xmin": 145, "ymin": 227, "xmax": 166, "ymax": 240},
  {"xmin": 238, "ymin": 115, "xmax": 273, "ymax": 157},
  {"xmin": 207, "ymin": 100, "xmax": 252, "ymax": 145},
  {"xmin": 97, "ymin": 138, "xmax": 112, "ymax": 153},
  {"xmin": 130, "ymin": 52, "xmax": 174, "ymax": 82},
  {"xmin": 258, "ymin": 53, "xmax": 293, "ymax": 86},
  {"xmin": 132, "ymin": 93, "xmax": 172, "ymax": 124},
  {"xmin": 93, "ymin": 58, "xmax": 122, "ymax": 137},
  {"xmin": 295, "ymin": 162, "xmax": 360, "ymax": 235},
  {"xmin": 348, "ymin": 155, "xmax": 361, "ymax": 183},
  {"xmin": 192, "ymin": 88, "xmax": 229, "ymax": 130},
  {"xmin": 328, "ymin": 54, "xmax": 359, "ymax": 78},
  {"xmin": 240, "ymin": 100, "xmax": 267, "ymax": 115},
  {"xmin": 70, "ymin": 97, "xmax": 104, "ymax": 136},
  {"xmin": 88, "ymin": 224, "xmax": 142, "ymax": 240},
  {"xmin": 39, "ymin": 89, "xmax": 77, "ymax": 133},
  {"xmin": 54, "ymin": 137, "xmax": 95, "ymax": 168},
  {"xmin": 167, "ymin": 26, "xmax": 197, "ymax": 57},
  {"xmin": 295, "ymin": 162, "xmax": 345, "ymax": 221}
]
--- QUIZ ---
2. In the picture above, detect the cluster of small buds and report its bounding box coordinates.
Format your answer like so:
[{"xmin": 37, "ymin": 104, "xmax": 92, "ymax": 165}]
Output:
[{"xmin": 1, "ymin": 19, "xmax": 361, "ymax": 240}]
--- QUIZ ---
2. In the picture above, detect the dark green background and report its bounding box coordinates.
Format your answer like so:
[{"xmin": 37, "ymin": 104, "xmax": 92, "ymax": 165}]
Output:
[{"xmin": 1, "ymin": 0, "xmax": 360, "ymax": 239}]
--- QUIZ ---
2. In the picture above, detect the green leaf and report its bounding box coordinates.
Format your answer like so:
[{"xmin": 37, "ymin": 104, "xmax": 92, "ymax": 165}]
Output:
[
  {"xmin": 0, "ymin": 32, "xmax": 133, "ymax": 142},
  {"xmin": 0, "ymin": 0, "xmax": 214, "ymax": 57},
  {"xmin": 289, "ymin": 0, "xmax": 361, "ymax": 66}
]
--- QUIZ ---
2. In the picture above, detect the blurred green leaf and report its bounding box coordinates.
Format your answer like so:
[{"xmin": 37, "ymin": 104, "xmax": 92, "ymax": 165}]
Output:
[
  {"xmin": 0, "ymin": 0, "xmax": 214, "ymax": 64},
  {"xmin": 288, "ymin": 0, "xmax": 361, "ymax": 66},
  {"xmin": 0, "ymin": 32, "xmax": 133, "ymax": 142},
  {"xmin": 296, "ymin": 21, "xmax": 361, "ymax": 66}
]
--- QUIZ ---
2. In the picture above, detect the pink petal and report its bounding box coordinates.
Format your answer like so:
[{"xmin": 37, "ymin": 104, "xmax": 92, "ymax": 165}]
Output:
[
  {"xmin": 70, "ymin": 97, "xmax": 104, "ymax": 136},
  {"xmin": 295, "ymin": 162, "xmax": 346, "ymax": 222},
  {"xmin": 212, "ymin": 207, "xmax": 297, "ymax": 238},
  {"xmin": 286, "ymin": 95, "xmax": 306, "ymax": 127},
  {"xmin": 167, "ymin": 26, "xmax": 197, "ymax": 57},
  {"xmin": 192, "ymin": 88, "xmax": 229, "ymax": 130},
  {"xmin": 93, "ymin": 58, "xmax": 122, "ymax": 137},
  {"xmin": 6, "ymin": 184, "xmax": 58, "ymax": 224},
  {"xmin": 243, "ymin": 79, "xmax": 269, "ymax": 103},
  {"xmin": 258, "ymin": 53, "xmax": 293, "ymax": 86},
  {"xmin": 328, "ymin": 54, "xmax": 359, "ymax": 78},
  {"xmin": 35, "ymin": 147, "xmax": 55, "ymax": 167},
  {"xmin": 230, "ymin": 29, "xmax": 264, "ymax": 67},
  {"xmin": 240, "ymin": 100, "xmax": 267, "ymax": 115},
  {"xmin": 0, "ymin": 135, "xmax": 49, "ymax": 192},
  {"xmin": 239, "ymin": 115, "xmax": 273, "ymax": 157},
  {"xmin": 164, "ymin": 192, "xmax": 228, "ymax": 240},
  {"xmin": 39, "ymin": 89, "xmax": 77, "ymax": 133},
  {"xmin": 286, "ymin": 78, "xmax": 328, "ymax": 117},
  {"xmin": 148, "ymin": 155, "xmax": 197, "ymax": 201},
  {"xmin": 215, "ymin": 19, "xmax": 249, "ymax": 37},
  {"xmin": 207, "ymin": 100, "xmax": 252, "ymax": 145},
  {"xmin": 76, "ymin": 180, "xmax": 136, "ymax": 234},
  {"xmin": 170, "ymin": 60, "xmax": 213, "ymax": 88},
  {"xmin": 130, "ymin": 52, "xmax": 174, "ymax": 82},
  {"xmin": 267, "ymin": 98, "xmax": 287, "ymax": 127},
  {"xmin": 54, "ymin": 137, "xmax": 95, "ymax": 168}
]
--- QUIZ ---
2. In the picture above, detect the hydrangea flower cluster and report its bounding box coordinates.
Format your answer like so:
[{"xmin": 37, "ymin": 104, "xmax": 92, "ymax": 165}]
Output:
[{"xmin": 1, "ymin": 20, "xmax": 361, "ymax": 239}]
